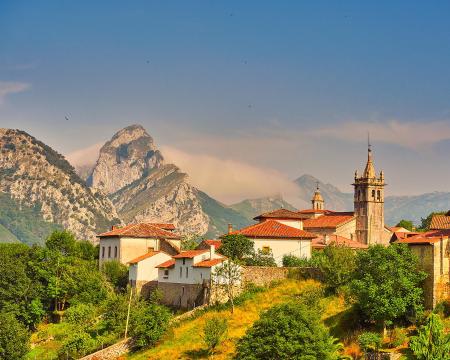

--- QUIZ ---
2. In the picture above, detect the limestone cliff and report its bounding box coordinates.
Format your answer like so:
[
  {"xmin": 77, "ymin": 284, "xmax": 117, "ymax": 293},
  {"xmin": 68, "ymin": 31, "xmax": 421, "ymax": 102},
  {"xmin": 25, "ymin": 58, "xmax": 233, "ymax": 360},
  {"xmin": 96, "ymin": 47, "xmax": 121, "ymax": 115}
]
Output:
[
  {"xmin": 90, "ymin": 125, "xmax": 248, "ymax": 237},
  {"xmin": 0, "ymin": 128, "xmax": 120, "ymax": 244},
  {"xmin": 88, "ymin": 124, "xmax": 164, "ymax": 194}
]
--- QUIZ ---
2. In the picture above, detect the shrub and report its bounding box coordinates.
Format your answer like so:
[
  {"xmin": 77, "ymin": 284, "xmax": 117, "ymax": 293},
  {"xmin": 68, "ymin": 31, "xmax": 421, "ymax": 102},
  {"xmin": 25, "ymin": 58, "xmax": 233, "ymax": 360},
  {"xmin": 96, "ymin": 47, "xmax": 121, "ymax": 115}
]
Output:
[
  {"xmin": 388, "ymin": 327, "xmax": 407, "ymax": 348},
  {"xmin": 409, "ymin": 313, "xmax": 450, "ymax": 360},
  {"xmin": 218, "ymin": 235, "xmax": 254, "ymax": 262},
  {"xmin": 58, "ymin": 331, "xmax": 96, "ymax": 359},
  {"xmin": 130, "ymin": 302, "xmax": 172, "ymax": 349},
  {"xmin": 64, "ymin": 303, "xmax": 96, "ymax": 329},
  {"xmin": 203, "ymin": 316, "xmax": 228, "ymax": 355},
  {"xmin": 0, "ymin": 312, "xmax": 30, "ymax": 360},
  {"xmin": 101, "ymin": 260, "xmax": 129, "ymax": 292},
  {"xmin": 358, "ymin": 332, "xmax": 382, "ymax": 355},
  {"xmin": 245, "ymin": 249, "xmax": 276, "ymax": 266},
  {"xmin": 235, "ymin": 302, "xmax": 342, "ymax": 359}
]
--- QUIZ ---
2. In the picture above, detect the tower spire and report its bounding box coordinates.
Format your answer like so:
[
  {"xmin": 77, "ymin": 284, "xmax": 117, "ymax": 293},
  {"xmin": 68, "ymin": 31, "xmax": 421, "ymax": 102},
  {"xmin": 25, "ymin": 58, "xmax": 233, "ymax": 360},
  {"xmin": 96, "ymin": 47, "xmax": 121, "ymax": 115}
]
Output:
[{"xmin": 363, "ymin": 134, "xmax": 375, "ymax": 178}]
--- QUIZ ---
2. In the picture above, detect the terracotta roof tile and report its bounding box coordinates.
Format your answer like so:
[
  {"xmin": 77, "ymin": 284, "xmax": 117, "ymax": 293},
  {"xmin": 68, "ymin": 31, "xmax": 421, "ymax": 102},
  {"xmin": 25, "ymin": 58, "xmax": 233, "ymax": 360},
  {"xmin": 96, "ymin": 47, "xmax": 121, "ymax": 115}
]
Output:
[
  {"xmin": 194, "ymin": 258, "xmax": 226, "ymax": 268},
  {"xmin": 173, "ymin": 250, "xmax": 209, "ymax": 259},
  {"xmin": 196, "ymin": 240, "xmax": 222, "ymax": 250},
  {"xmin": 231, "ymin": 220, "xmax": 316, "ymax": 239},
  {"xmin": 152, "ymin": 223, "xmax": 176, "ymax": 231},
  {"xmin": 395, "ymin": 229, "xmax": 450, "ymax": 244},
  {"xmin": 303, "ymin": 214, "xmax": 355, "ymax": 229},
  {"xmin": 253, "ymin": 208, "xmax": 306, "ymax": 221},
  {"xmin": 98, "ymin": 223, "xmax": 180, "ymax": 239},
  {"xmin": 128, "ymin": 251, "xmax": 161, "ymax": 264},
  {"xmin": 430, "ymin": 215, "xmax": 450, "ymax": 230},
  {"xmin": 312, "ymin": 235, "xmax": 368, "ymax": 249},
  {"xmin": 156, "ymin": 259, "xmax": 176, "ymax": 268}
]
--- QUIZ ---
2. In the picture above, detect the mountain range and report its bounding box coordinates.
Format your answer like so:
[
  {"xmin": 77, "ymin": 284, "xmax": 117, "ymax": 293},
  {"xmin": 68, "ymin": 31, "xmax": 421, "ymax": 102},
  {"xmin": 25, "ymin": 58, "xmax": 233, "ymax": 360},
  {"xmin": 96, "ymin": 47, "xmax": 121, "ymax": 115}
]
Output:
[{"xmin": 1, "ymin": 124, "xmax": 450, "ymax": 245}]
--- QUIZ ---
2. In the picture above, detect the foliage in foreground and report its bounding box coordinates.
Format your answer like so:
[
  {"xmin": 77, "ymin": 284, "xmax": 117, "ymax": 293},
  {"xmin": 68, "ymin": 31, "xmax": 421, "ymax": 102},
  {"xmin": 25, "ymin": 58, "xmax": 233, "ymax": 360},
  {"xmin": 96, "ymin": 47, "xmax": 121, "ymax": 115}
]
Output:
[
  {"xmin": 234, "ymin": 302, "xmax": 343, "ymax": 360},
  {"xmin": 351, "ymin": 244, "xmax": 427, "ymax": 328},
  {"xmin": 0, "ymin": 312, "xmax": 30, "ymax": 360},
  {"xmin": 409, "ymin": 313, "xmax": 450, "ymax": 360},
  {"xmin": 203, "ymin": 316, "xmax": 228, "ymax": 355}
]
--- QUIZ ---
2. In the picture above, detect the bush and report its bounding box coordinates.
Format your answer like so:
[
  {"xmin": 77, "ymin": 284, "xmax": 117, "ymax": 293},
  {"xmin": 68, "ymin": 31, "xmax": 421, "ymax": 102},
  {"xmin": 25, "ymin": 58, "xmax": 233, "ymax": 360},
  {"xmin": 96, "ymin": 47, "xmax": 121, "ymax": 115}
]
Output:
[
  {"xmin": 409, "ymin": 313, "xmax": 450, "ymax": 359},
  {"xmin": 245, "ymin": 249, "xmax": 276, "ymax": 267},
  {"xmin": 358, "ymin": 332, "xmax": 382, "ymax": 355},
  {"xmin": 218, "ymin": 235, "xmax": 254, "ymax": 262},
  {"xmin": 282, "ymin": 251, "xmax": 324, "ymax": 268},
  {"xmin": 130, "ymin": 302, "xmax": 172, "ymax": 349},
  {"xmin": 235, "ymin": 302, "xmax": 342, "ymax": 359},
  {"xmin": 101, "ymin": 260, "xmax": 129, "ymax": 292},
  {"xmin": 388, "ymin": 327, "xmax": 407, "ymax": 348},
  {"xmin": 203, "ymin": 316, "xmax": 228, "ymax": 355},
  {"xmin": 58, "ymin": 331, "xmax": 96, "ymax": 359},
  {"xmin": 64, "ymin": 303, "xmax": 96, "ymax": 329},
  {"xmin": 0, "ymin": 312, "xmax": 30, "ymax": 360}
]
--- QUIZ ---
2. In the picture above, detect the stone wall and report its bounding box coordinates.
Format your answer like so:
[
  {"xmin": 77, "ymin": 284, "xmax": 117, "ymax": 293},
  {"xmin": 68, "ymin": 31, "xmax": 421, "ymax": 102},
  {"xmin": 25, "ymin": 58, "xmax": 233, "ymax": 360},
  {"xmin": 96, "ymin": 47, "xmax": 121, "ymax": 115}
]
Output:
[
  {"xmin": 241, "ymin": 266, "xmax": 290, "ymax": 286},
  {"xmin": 158, "ymin": 282, "xmax": 207, "ymax": 309},
  {"xmin": 78, "ymin": 338, "xmax": 132, "ymax": 360}
]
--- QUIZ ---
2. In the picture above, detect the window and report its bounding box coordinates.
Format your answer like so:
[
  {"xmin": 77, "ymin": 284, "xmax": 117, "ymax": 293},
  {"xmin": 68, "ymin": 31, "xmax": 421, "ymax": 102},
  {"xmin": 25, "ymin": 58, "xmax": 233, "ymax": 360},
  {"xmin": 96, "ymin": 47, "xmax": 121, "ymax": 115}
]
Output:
[
  {"xmin": 182, "ymin": 258, "xmax": 186, "ymax": 265},
  {"xmin": 262, "ymin": 246, "xmax": 271, "ymax": 255},
  {"xmin": 372, "ymin": 190, "xmax": 375, "ymax": 198},
  {"xmin": 101, "ymin": 246, "xmax": 105, "ymax": 258},
  {"xmin": 377, "ymin": 190, "xmax": 381, "ymax": 201},
  {"xmin": 182, "ymin": 286, "xmax": 185, "ymax": 295},
  {"xmin": 114, "ymin": 246, "xmax": 118, "ymax": 258},
  {"xmin": 108, "ymin": 246, "xmax": 111, "ymax": 258},
  {"xmin": 179, "ymin": 267, "xmax": 183, "ymax": 277},
  {"xmin": 186, "ymin": 267, "xmax": 189, "ymax": 278},
  {"xmin": 163, "ymin": 270, "xmax": 169, "ymax": 279}
]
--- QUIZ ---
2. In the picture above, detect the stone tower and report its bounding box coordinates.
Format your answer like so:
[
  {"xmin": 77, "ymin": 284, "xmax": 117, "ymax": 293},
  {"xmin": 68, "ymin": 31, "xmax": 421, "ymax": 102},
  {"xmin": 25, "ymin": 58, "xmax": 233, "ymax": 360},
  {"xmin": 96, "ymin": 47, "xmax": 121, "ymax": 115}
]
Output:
[
  {"xmin": 353, "ymin": 143, "xmax": 386, "ymax": 245},
  {"xmin": 311, "ymin": 183, "xmax": 324, "ymax": 210}
]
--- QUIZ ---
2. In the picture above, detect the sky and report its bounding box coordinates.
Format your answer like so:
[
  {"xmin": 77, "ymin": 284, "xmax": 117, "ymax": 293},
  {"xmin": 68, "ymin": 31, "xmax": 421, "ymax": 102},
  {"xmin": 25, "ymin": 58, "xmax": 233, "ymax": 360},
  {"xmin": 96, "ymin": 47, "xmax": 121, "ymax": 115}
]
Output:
[{"xmin": 2, "ymin": 1, "xmax": 450, "ymax": 204}]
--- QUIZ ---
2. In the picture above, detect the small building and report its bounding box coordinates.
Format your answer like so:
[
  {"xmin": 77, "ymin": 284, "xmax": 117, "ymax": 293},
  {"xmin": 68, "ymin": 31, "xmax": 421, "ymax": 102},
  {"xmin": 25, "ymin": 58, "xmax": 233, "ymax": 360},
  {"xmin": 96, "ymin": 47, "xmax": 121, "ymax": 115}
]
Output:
[
  {"xmin": 97, "ymin": 223, "xmax": 181, "ymax": 267},
  {"xmin": 128, "ymin": 251, "xmax": 173, "ymax": 296},
  {"xmin": 156, "ymin": 245, "xmax": 228, "ymax": 309},
  {"xmin": 229, "ymin": 218, "xmax": 317, "ymax": 266},
  {"xmin": 196, "ymin": 239, "xmax": 222, "ymax": 251},
  {"xmin": 395, "ymin": 230, "xmax": 450, "ymax": 308},
  {"xmin": 312, "ymin": 234, "xmax": 368, "ymax": 250}
]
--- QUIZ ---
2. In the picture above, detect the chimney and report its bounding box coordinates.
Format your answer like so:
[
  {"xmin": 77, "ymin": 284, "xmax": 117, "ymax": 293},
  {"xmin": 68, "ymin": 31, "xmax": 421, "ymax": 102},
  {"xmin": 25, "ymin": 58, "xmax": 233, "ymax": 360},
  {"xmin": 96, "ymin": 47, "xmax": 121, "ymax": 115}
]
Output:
[
  {"xmin": 111, "ymin": 225, "xmax": 117, "ymax": 230},
  {"xmin": 324, "ymin": 234, "xmax": 330, "ymax": 245},
  {"xmin": 209, "ymin": 244, "xmax": 215, "ymax": 259},
  {"xmin": 228, "ymin": 223, "xmax": 233, "ymax": 234},
  {"xmin": 299, "ymin": 220, "xmax": 303, "ymax": 230}
]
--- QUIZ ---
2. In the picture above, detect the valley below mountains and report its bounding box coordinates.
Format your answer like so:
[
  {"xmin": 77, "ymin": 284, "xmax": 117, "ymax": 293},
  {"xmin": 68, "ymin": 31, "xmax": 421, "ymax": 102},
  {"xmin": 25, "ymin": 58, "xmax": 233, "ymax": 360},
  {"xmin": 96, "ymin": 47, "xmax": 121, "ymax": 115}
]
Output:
[{"xmin": 1, "ymin": 124, "xmax": 450, "ymax": 245}]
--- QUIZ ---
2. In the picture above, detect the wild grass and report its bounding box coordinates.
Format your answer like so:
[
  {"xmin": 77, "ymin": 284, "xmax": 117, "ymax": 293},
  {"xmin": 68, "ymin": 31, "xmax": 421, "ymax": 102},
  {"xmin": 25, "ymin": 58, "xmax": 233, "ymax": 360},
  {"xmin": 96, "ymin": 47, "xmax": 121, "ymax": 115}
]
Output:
[{"xmin": 126, "ymin": 279, "xmax": 345, "ymax": 360}]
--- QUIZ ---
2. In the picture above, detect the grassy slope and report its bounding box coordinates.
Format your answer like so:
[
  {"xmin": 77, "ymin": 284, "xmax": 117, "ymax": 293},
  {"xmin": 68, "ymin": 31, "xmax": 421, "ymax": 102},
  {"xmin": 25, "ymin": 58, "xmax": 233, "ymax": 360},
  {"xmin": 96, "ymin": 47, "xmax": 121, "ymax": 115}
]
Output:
[
  {"xmin": 0, "ymin": 223, "xmax": 19, "ymax": 243},
  {"xmin": 0, "ymin": 193, "xmax": 61, "ymax": 245},
  {"xmin": 127, "ymin": 279, "xmax": 347, "ymax": 360}
]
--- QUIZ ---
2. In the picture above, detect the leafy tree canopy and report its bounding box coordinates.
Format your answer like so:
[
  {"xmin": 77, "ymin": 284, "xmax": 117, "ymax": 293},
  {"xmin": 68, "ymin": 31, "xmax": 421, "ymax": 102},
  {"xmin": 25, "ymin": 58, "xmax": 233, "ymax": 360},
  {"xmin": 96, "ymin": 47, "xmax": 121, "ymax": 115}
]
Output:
[
  {"xmin": 218, "ymin": 234, "xmax": 254, "ymax": 262},
  {"xmin": 0, "ymin": 312, "xmax": 30, "ymax": 360},
  {"xmin": 351, "ymin": 244, "xmax": 427, "ymax": 327},
  {"xmin": 395, "ymin": 220, "xmax": 414, "ymax": 231},
  {"xmin": 235, "ymin": 302, "xmax": 342, "ymax": 360}
]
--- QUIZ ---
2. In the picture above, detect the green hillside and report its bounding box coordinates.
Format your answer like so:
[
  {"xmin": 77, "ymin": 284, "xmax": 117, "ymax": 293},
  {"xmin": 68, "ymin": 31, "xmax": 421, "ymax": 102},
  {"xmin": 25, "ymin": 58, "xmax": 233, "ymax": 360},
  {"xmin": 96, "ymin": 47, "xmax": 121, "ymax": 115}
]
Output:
[
  {"xmin": 0, "ymin": 192, "xmax": 61, "ymax": 245},
  {"xmin": 197, "ymin": 190, "xmax": 250, "ymax": 238},
  {"xmin": 230, "ymin": 196, "xmax": 296, "ymax": 222}
]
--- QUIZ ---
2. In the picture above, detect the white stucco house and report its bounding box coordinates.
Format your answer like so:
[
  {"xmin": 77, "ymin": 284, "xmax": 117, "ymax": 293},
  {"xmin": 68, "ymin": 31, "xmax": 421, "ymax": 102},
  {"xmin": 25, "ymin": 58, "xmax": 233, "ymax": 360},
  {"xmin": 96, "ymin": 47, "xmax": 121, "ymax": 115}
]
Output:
[{"xmin": 97, "ymin": 223, "xmax": 181, "ymax": 267}]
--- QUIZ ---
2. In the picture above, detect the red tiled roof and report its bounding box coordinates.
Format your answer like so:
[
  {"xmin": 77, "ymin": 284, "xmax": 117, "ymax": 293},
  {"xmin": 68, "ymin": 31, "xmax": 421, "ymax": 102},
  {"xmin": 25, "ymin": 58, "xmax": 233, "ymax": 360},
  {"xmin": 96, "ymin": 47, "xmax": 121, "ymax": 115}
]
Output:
[
  {"xmin": 203, "ymin": 240, "xmax": 222, "ymax": 249},
  {"xmin": 128, "ymin": 251, "xmax": 161, "ymax": 264},
  {"xmin": 194, "ymin": 258, "xmax": 226, "ymax": 268},
  {"xmin": 173, "ymin": 249, "xmax": 209, "ymax": 259},
  {"xmin": 297, "ymin": 209, "xmax": 332, "ymax": 214},
  {"xmin": 231, "ymin": 220, "xmax": 317, "ymax": 239},
  {"xmin": 395, "ymin": 229, "xmax": 450, "ymax": 244},
  {"xmin": 253, "ymin": 208, "xmax": 306, "ymax": 221},
  {"xmin": 152, "ymin": 223, "xmax": 176, "ymax": 231},
  {"xmin": 303, "ymin": 214, "xmax": 355, "ymax": 229},
  {"xmin": 312, "ymin": 235, "xmax": 368, "ymax": 249},
  {"xmin": 156, "ymin": 259, "xmax": 176, "ymax": 268},
  {"xmin": 430, "ymin": 215, "xmax": 450, "ymax": 230},
  {"xmin": 97, "ymin": 223, "xmax": 180, "ymax": 239}
]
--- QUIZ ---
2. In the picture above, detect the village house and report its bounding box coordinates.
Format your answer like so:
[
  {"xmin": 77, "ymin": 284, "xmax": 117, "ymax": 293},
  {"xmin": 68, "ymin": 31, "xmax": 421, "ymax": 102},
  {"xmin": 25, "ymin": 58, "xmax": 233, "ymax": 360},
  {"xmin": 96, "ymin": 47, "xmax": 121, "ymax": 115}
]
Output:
[
  {"xmin": 156, "ymin": 245, "xmax": 229, "ymax": 308},
  {"xmin": 97, "ymin": 223, "xmax": 181, "ymax": 267}
]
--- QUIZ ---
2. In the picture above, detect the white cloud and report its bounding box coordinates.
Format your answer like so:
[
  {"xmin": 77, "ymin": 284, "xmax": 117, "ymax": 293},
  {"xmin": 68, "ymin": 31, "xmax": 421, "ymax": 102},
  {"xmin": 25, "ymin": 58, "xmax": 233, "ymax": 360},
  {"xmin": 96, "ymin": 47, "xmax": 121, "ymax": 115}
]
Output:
[
  {"xmin": 161, "ymin": 145, "xmax": 301, "ymax": 204},
  {"xmin": 0, "ymin": 81, "xmax": 31, "ymax": 104},
  {"xmin": 66, "ymin": 142, "xmax": 102, "ymax": 167},
  {"xmin": 307, "ymin": 120, "xmax": 450, "ymax": 149}
]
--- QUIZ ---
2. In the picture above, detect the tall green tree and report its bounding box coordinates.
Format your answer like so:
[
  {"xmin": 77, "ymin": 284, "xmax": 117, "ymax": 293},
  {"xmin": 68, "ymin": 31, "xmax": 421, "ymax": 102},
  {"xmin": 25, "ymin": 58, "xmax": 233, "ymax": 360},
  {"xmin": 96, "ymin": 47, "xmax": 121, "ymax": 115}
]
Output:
[
  {"xmin": 395, "ymin": 220, "xmax": 414, "ymax": 231},
  {"xmin": 204, "ymin": 316, "xmax": 228, "ymax": 357},
  {"xmin": 235, "ymin": 303, "xmax": 344, "ymax": 360},
  {"xmin": 0, "ymin": 312, "xmax": 30, "ymax": 360},
  {"xmin": 218, "ymin": 234, "xmax": 254, "ymax": 262},
  {"xmin": 351, "ymin": 244, "xmax": 427, "ymax": 330},
  {"xmin": 409, "ymin": 313, "xmax": 450, "ymax": 360}
]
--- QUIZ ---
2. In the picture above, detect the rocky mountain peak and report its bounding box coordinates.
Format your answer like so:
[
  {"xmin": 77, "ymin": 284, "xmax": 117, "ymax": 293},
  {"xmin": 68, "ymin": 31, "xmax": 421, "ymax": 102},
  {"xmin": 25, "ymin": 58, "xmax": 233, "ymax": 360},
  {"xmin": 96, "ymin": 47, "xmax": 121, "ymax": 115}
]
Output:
[{"xmin": 89, "ymin": 124, "xmax": 164, "ymax": 194}]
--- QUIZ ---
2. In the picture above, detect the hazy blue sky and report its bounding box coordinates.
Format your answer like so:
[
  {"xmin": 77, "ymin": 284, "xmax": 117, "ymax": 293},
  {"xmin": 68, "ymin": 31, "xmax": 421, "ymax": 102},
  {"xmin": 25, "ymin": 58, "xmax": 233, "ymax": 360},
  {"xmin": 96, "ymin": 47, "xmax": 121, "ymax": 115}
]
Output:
[{"xmin": 2, "ymin": 1, "xmax": 450, "ymax": 202}]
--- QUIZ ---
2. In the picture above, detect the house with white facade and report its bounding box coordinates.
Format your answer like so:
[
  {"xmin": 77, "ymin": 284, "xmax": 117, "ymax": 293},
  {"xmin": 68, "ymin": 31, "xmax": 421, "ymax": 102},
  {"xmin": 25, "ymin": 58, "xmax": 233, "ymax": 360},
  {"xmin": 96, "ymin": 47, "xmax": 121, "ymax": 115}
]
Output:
[
  {"xmin": 128, "ymin": 251, "xmax": 173, "ymax": 296},
  {"xmin": 156, "ymin": 245, "xmax": 229, "ymax": 308},
  {"xmin": 229, "ymin": 215, "xmax": 317, "ymax": 266},
  {"xmin": 97, "ymin": 223, "xmax": 181, "ymax": 267}
]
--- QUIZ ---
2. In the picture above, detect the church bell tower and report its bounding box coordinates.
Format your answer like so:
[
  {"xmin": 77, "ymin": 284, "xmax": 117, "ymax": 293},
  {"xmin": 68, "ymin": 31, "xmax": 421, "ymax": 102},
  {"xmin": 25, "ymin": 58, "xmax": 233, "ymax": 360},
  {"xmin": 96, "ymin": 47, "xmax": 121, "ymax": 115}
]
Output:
[
  {"xmin": 311, "ymin": 183, "xmax": 324, "ymax": 211},
  {"xmin": 353, "ymin": 141, "xmax": 386, "ymax": 245}
]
